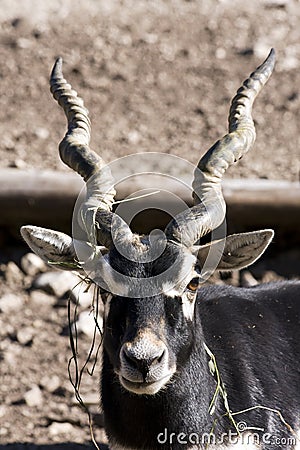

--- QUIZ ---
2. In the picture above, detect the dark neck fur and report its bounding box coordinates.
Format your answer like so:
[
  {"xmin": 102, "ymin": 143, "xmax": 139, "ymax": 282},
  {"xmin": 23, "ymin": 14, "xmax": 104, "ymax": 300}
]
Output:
[{"xmin": 101, "ymin": 312, "xmax": 217, "ymax": 450}]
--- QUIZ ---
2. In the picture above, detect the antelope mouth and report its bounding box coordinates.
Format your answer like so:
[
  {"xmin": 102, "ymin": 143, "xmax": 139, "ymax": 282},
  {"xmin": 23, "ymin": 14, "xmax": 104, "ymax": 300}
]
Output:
[{"xmin": 120, "ymin": 373, "xmax": 173, "ymax": 395}]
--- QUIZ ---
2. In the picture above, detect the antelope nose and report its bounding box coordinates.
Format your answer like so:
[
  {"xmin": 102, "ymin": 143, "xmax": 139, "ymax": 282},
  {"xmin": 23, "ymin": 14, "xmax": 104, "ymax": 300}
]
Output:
[{"xmin": 121, "ymin": 344, "xmax": 166, "ymax": 379}]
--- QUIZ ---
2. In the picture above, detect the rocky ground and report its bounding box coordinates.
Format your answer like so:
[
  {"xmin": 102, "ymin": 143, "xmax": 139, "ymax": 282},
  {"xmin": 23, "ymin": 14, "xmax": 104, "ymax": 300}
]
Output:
[
  {"xmin": 0, "ymin": 250, "xmax": 107, "ymax": 448},
  {"xmin": 0, "ymin": 0, "xmax": 300, "ymax": 449},
  {"xmin": 0, "ymin": 0, "xmax": 300, "ymax": 180}
]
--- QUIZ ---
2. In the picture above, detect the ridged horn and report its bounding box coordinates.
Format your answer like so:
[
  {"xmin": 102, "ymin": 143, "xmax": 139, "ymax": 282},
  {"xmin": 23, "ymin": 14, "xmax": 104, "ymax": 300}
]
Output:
[
  {"xmin": 50, "ymin": 57, "xmax": 133, "ymax": 248},
  {"xmin": 165, "ymin": 49, "xmax": 276, "ymax": 247}
]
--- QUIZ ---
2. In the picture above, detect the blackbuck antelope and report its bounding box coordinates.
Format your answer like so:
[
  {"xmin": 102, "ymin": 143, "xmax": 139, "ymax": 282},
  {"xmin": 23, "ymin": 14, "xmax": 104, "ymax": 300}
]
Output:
[{"xmin": 21, "ymin": 49, "xmax": 300, "ymax": 449}]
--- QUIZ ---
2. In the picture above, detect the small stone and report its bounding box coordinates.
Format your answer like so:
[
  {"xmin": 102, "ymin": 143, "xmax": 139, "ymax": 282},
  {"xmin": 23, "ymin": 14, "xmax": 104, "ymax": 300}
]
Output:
[
  {"xmin": 254, "ymin": 41, "xmax": 271, "ymax": 60},
  {"xmin": 229, "ymin": 271, "xmax": 240, "ymax": 287},
  {"xmin": 40, "ymin": 375, "xmax": 61, "ymax": 393},
  {"xmin": 0, "ymin": 405, "xmax": 6, "ymax": 418},
  {"xmin": 9, "ymin": 158, "xmax": 27, "ymax": 169},
  {"xmin": 0, "ymin": 293, "xmax": 24, "ymax": 313},
  {"xmin": 24, "ymin": 385, "xmax": 43, "ymax": 407},
  {"xmin": 279, "ymin": 55, "xmax": 300, "ymax": 71},
  {"xmin": 142, "ymin": 33, "xmax": 158, "ymax": 44},
  {"xmin": 3, "ymin": 341, "xmax": 22, "ymax": 367},
  {"xmin": 30, "ymin": 290, "xmax": 56, "ymax": 307},
  {"xmin": 215, "ymin": 47, "xmax": 226, "ymax": 59},
  {"xmin": 0, "ymin": 427, "xmax": 8, "ymax": 436},
  {"xmin": 32, "ymin": 319, "xmax": 44, "ymax": 328},
  {"xmin": 262, "ymin": 270, "xmax": 284, "ymax": 283},
  {"xmin": 241, "ymin": 271, "xmax": 259, "ymax": 287},
  {"xmin": 21, "ymin": 252, "xmax": 47, "ymax": 276},
  {"xmin": 33, "ymin": 127, "xmax": 49, "ymax": 140},
  {"xmin": 1, "ymin": 339, "xmax": 23, "ymax": 370},
  {"xmin": 33, "ymin": 271, "xmax": 79, "ymax": 297},
  {"xmin": 75, "ymin": 310, "xmax": 103, "ymax": 338},
  {"xmin": 77, "ymin": 392, "xmax": 99, "ymax": 406},
  {"xmin": 127, "ymin": 130, "xmax": 141, "ymax": 144},
  {"xmin": 5, "ymin": 261, "xmax": 24, "ymax": 285},
  {"xmin": 159, "ymin": 42, "xmax": 177, "ymax": 62},
  {"xmin": 3, "ymin": 135, "xmax": 14, "ymax": 150},
  {"xmin": 48, "ymin": 422, "xmax": 76, "ymax": 437},
  {"xmin": 0, "ymin": 322, "xmax": 14, "ymax": 337},
  {"xmin": 16, "ymin": 37, "xmax": 32, "ymax": 49},
  {"xmin": 69, "ymin": 283, "xmax": 94, "ymax": 308},
  {"xmin": 16, "ymin": 327, "xmax": 34, "ymax": 345}
]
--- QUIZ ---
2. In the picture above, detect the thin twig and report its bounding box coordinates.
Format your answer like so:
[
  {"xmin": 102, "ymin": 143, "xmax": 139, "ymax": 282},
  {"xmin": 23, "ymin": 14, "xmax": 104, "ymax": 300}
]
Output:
[
  {"xmin": 204, "ymin": 342, "xmax": 299, "ymax": 448},
  {"xmin": 113, "ymin": 190, "xmax": 161, "ymax": 205},
  {"xmin": 67, "ymin": 280, "xmax": 103, "ymax": 450},
  {"xmin": 232, "ymin": 406, "xmax": 299, "ymax": 440},
  {"xmin": 203, "ymin": 342, "xmax": 240, "ymax": 433}
]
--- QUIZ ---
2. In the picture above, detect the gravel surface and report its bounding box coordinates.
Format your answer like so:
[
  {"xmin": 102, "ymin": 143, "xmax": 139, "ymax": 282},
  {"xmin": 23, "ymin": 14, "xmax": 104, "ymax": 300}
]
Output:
[{"xmin": 0, "ymin": 0, "xmax": 299, "ymax": 180}]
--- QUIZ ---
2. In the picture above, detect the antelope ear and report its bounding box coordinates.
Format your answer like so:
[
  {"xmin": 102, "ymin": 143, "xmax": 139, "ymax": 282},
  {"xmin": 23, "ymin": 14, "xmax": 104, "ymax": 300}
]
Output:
[
  {"xmin": 195, "ymin": 229, "xmax": 274, "ymax": 272},
  {"xmin": 20, "ymin": 225, "xmax": 107, "ymax": 271},
  {"xmin": 20, "ymin": 225, "xmax": 81, "ymax": 270}
]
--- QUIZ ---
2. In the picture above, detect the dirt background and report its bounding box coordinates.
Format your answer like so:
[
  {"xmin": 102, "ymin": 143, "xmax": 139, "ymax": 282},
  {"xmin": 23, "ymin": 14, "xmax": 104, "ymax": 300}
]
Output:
[
  {"xmin": 0, "ymin": 0, "xmax": 300, "ymax": 181},
  {"xmin": 0, "ymin": 0, "xmax": 300, "ymax": 448}
]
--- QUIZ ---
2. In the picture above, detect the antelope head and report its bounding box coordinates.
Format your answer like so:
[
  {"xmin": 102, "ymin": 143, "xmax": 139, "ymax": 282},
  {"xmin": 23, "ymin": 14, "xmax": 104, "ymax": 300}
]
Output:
[{"xmin": 21, "ymin": 50, "xmax": 275, "ymax": 395}]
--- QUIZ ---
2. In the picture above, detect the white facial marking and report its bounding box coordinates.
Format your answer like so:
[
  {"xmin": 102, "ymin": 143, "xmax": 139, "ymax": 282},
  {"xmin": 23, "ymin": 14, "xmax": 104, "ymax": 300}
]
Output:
[
  {"xmin": 162, "ymin": 282, "xmax": 181, "ymax": 298},
  {"xmin": 181, "ymin": 292, "xmax": 196, "ymax": 321},
  {"xmin": 162, "ymin": 252, "xmax": 198, "ymax": 321},
  {"xmin": 162, "ymin": 253, "xmax": 197, "ymax": 298}
]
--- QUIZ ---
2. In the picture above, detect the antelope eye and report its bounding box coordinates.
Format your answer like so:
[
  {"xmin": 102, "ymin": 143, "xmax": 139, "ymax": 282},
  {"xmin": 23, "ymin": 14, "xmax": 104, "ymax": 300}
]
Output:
[{"xmin": 186, "ymin": 277, "xmax": 200, "ymax": 292}]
